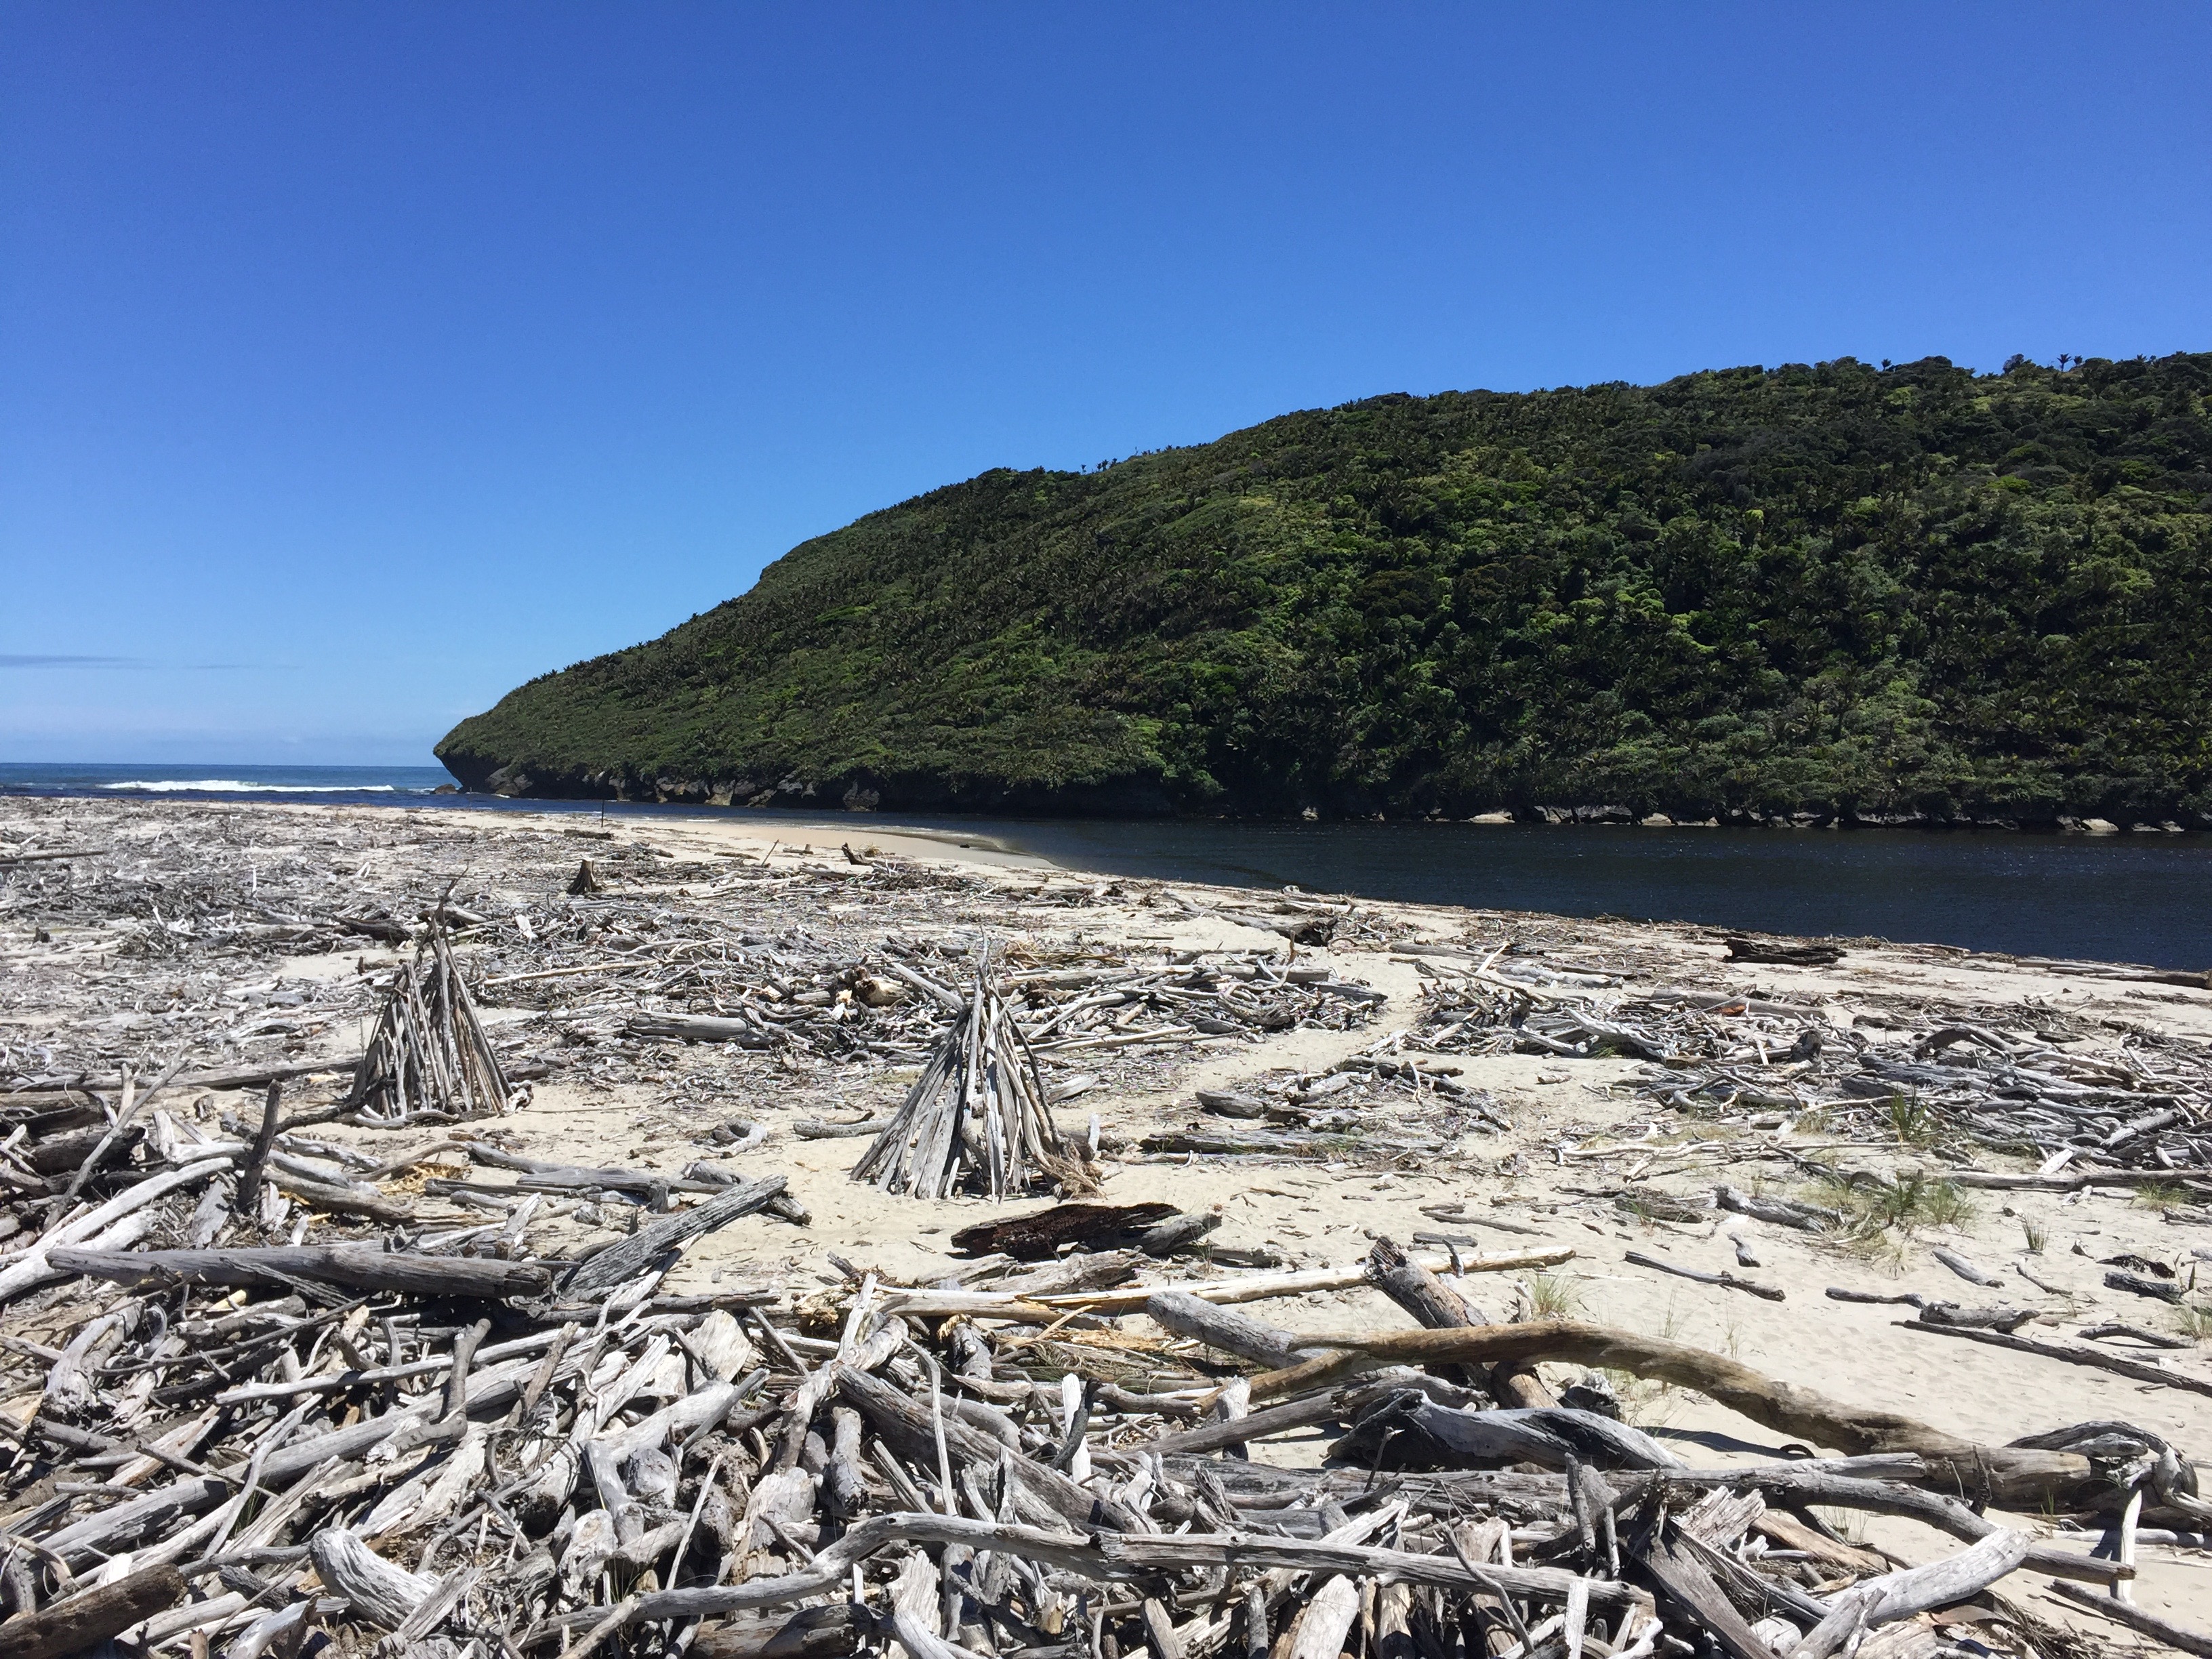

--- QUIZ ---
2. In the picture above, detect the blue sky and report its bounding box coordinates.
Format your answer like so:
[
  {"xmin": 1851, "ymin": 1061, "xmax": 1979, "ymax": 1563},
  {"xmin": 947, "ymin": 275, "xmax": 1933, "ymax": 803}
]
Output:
[{"xmin": 4, "ymin": 3, "xmax": 2207, "ymax": 767}]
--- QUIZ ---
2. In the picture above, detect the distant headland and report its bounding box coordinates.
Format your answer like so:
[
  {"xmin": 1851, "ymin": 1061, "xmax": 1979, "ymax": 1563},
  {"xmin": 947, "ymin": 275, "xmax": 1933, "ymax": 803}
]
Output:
[{"xmin": 440, "ymin": 352, "xmax": 2212, "ymax": 830}]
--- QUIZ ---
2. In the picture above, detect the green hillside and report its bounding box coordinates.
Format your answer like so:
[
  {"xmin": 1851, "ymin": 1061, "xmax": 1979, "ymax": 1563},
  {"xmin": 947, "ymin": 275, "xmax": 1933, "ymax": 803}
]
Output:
[{"xmin": 438, "ymin": 352, "xmax": 2212, "ymax": 825}]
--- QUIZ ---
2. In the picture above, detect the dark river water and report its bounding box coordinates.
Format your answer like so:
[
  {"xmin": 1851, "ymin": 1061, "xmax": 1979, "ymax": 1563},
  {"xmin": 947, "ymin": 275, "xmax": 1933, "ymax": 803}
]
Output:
[
  {"xmin": 998, "ymin": 817, "xmax": 2211, "ymax": 970},
  {"xmin": 6, "ymin": 764, "xmax": 2207, "ymax": 969}
]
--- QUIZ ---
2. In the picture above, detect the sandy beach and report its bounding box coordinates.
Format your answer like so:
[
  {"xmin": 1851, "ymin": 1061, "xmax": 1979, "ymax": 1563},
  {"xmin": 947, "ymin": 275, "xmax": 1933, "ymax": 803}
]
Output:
[{"xmin": 6, "ymin": 792, "xmax": 2212, "ymax": 1646}]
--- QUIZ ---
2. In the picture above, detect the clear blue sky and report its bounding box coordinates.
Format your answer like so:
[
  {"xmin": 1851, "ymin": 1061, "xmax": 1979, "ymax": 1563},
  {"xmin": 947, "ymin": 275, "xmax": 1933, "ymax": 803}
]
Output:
[{"xmin": 4, "ymin": 3, "xmax": 2207, "ymax": 767}]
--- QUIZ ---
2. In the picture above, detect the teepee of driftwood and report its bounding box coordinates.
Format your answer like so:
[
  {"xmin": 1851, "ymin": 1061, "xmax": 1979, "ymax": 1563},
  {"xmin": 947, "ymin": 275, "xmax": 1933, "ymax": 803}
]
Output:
[
  {"xmin": 344, "ymin": 920, "xmax": 513, "ymax": 1124},
  {"xmin": 851, "ymin": 947, "xmax": 1075, "ymax": 1200}
]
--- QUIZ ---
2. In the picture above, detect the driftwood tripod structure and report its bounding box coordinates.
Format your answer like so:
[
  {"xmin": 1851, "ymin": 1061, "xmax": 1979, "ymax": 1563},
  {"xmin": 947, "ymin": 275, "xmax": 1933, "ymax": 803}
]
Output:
[
  {"xmin": 344, "ymin": 920, "xmax": 512, "ymax": 1124},
  {"xmin": 851, "ymin": 943, "xmax": 1075, "ymax": 1200}
]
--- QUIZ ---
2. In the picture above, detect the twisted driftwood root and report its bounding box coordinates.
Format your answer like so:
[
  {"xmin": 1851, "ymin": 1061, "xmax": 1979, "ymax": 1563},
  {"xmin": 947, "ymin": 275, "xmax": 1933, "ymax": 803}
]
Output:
[{"xmin": 1257, "ymin": 1318, "xmax": 2095, "ymax": 1504}]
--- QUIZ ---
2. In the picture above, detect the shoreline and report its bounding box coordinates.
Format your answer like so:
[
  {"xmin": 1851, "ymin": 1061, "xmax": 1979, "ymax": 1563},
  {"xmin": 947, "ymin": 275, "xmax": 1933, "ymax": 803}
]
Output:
[
  {"xmin": 13, "ymin": 773, "xmax": 2212, "ymax": 839},
  {"xmin": 9, "ymin": 790, "xmax": 2212, "ymax": 970}
]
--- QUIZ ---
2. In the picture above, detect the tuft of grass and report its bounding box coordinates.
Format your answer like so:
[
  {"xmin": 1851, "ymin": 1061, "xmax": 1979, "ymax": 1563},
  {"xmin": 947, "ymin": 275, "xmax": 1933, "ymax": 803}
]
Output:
[
  {"xmin": 2021, "ymin": 1218, "xmax": 2047, "ymax": 1255},
  {"xmin": 1523, "ymin": 1273, "xmax": 1584, "ymax": 1320},
  {"xmin": 1921, "ymin": 1181, "xmax": 1977, "ymax": 1231},
  {"xmin": 2134, "ymin": 1182, "xmax": 2190, "ymax": 1213},
  {"xmin": 2172, "ymin": 1305, "xmax": 2212, "ymax": 1343},
  {"xmin": 1886, "ymin": 1094, "xmax": 1939, "ymax": 1147},
  {"xmin": 1818, "ymin": 1170, "xmax": 1974, "ymax": 1257},
  {"xmin": 1846, "ymin": 1230, "xmax": 1910, "ymax": 1276}
]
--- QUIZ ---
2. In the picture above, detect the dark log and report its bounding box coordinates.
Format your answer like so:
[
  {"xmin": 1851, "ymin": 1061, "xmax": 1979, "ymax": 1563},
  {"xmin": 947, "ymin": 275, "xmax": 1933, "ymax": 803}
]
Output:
[
  {"xmin": 694, "ymin": 1603, "xmax": 865, "ymax": 1659},
  {"xmin": 24, "ymin": 1122, "xmax": 141, "ymax": 1176},
  {"xmin": 562, "ymin": 1175, "xmax": 790, "ymax": 1294},
  {"xmin": 0, "ymin": 1563, "xmax": 185, "ymax": 1659},
  {"xmin": 949, "ymin": 1202, "xmax": 1180, "ymax": 1261},
  {"xmin": 1723, "ymin": 937, "xmax": 1842, "ymax": 966},
  {"xmin": 2106, "ymin": 1269, "xmax": 2184, "ymax": 1304},
  {"xmin": 48, "ymin": 1243, "xmax": 551, "ymax": 1298}
]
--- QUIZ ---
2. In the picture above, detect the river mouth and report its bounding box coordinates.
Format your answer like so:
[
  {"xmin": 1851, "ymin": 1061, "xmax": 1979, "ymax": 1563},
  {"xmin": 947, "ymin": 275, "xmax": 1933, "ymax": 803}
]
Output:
[{"xmin": 7, "ymin": 764, "xmax": 2208, "ymax": 968}]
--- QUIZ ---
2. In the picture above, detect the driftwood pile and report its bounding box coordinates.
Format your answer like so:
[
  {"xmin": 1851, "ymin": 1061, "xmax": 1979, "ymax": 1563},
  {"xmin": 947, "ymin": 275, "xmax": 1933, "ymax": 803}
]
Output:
[
  {"xmin": 851, "ymin": 951, "xmax": 1086, "ymax": 1202},
  {"xmin": 1143, "ymin": 1052, "xmax": 1514, "ymax": 1165},
  {"xmin": 346, "ymin": 924, "xmax": 518, "ymax": 1126},
  {"xmin": 2, "ymin": 1166, "xmax": 2205, "ymax": 1659},
  {"xmin": 1410, "ymin": 941, "xmax": 2212, "ymax": 1179}
]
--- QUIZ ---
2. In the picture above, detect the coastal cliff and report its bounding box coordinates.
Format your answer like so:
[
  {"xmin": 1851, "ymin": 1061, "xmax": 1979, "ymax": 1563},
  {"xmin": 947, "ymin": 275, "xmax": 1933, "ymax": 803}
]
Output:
[{"xmin": 439, "ymin": 352, "xmax": 2212, "ymax": 826}]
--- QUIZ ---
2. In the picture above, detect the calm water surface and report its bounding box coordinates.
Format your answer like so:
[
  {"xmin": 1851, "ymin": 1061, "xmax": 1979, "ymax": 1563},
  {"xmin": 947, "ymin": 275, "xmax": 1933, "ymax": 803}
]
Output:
[{"xmin": 5, "ymin": 764, "xmax": 2207, "ymax": 969}]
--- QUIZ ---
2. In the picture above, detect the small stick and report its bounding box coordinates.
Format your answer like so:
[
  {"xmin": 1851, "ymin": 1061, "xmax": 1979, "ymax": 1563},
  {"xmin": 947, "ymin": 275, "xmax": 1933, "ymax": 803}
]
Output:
[{"xmin": 1624, "ymin": 1251, "xmax": 1784, "ymax": 1303}]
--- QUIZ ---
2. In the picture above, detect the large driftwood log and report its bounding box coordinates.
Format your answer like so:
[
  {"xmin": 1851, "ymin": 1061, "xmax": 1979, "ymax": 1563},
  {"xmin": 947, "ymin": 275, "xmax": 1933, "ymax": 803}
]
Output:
[
  {"xmin": 0, "ymin": 1563, "xmax": 184, "ymax": 1659},
  {"xmin": 545, "ymin": 1510, "xmax": 1652, "ymax": 1629},
  {"xmin": 1788, "ymin": 1529, "xmax": 2030, "ymax": 1659},
  {"xmin": 49, "ymin": 1243, "xmax": 550, "ymax": 1298},
  {"xmin": 1252, "ymin": 1318, "xmax": 2093, "ymax": 1502},
  {"xmin": 1622, "ymin": 1465, "xmax": 2120, "ymax": 1586},
  {"xmin": 951, "ymin": 1202, "xmax": 1178, "ymax": 1259},
  {"xmin": 562, "ymin": 1175, "xmax": 790, "ymax": 1294},
  {"xmin": 1364, "ymin": 1235, "xmax": 1488, "ymax": 1393},
  {"xmin": 1146, "ymin": 1290, "xmax": 1324, "ymax": 1369}
]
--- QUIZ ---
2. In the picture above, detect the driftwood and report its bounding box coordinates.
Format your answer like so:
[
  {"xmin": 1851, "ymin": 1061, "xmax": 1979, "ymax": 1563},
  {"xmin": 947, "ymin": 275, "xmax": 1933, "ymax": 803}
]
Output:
[
  {"xmin": 1724, "ymin": 936, "xmax": 1843, "ymax": 966},
  {"xmin": 1899, "ymin": 1316, "xmax": 2212, "ymax": 1396},
  {"xmin": 1145, "ymin": 1289, "xmax": 1324, "ymax": 1369},
  {"xmin": 5, "ymin": 796, "xmax": 2207, "ymax": 1659},
  {"xmin": 949, "ymin": 1202, "xmax": 1179, "ymax": 1259},
  {"xmin": 309, "ymin": 1528, "xmax": 436, "ymax": 1628},
  {"xmin": 0, "ymin": 1563, "xmax": 184, "ymax": 1659},
  {"xmin": 2050, "ymin": 1579, "xmax": 2212, "ymax": 1656},
  {"xmin": 1624, "ymin": 1249, "xmax": 1785, "ymax": 1302},
  {"xmin": 347, "ymin": 924, "xmax": 513, "ymax": 1123},
  {"xmin": 49, "ymin": 1242, "xmax": 552, "ymax": 1298},
  {"xmin": 851, "ymin": 953, "xmax": 1078, "ymax": 1200},
  {"xmin": 563, "ymin": 1176, "xmax": 791, "ymax": 1295},
  {"xmin": 1249, "ymin": 1317, "xmax": 2097, "ymax": 1502},
  {"xmin": 1789, "ymin": 1528, "xmax": 2029, "ymax": 1659},
  {"xmin": 626, "ymin": 1012, "xmax": 777, "ymax": 1047}
]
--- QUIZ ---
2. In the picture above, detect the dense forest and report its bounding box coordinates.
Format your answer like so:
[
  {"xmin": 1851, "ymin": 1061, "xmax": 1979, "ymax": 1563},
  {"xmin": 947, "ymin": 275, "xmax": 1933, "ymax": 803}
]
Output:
[{"xmin": 438, "ymin": 352, "xmax": 2212, "ymax": 826}]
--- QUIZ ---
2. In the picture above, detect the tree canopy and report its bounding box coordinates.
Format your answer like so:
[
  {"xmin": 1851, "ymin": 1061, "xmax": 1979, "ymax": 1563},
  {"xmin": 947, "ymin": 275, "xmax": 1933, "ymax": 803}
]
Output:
[{"xmin": 438, "ymin": 352, "xmax": 2212, "ymax": 825}]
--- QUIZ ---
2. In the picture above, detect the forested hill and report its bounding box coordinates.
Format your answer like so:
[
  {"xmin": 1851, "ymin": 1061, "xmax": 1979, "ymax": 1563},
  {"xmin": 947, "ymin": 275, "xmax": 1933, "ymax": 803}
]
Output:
[{"xmin": 438, "ymin": 352, "xmax": 2212, "ymax": 826}]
